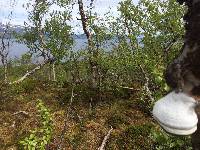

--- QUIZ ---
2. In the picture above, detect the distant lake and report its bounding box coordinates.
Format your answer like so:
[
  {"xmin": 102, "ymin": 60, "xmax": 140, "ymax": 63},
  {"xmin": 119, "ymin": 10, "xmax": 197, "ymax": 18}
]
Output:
[
  {"xmin": 5, "ymin": 36, "xmax": 142, "ymax": 58},
  {"xmin": 8, "ymin": 38, "xmax": 88, "ymax": 58},
  {"xmin": 7, "ymin": 37, "xmax": 118, "ymax": 59}
]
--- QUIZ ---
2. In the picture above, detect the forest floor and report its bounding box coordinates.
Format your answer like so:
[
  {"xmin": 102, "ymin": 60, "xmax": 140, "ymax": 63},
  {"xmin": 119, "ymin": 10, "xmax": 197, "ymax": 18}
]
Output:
[{"xmin": 0, "ymin": 80, "xmax": 161, "ymax": 150}]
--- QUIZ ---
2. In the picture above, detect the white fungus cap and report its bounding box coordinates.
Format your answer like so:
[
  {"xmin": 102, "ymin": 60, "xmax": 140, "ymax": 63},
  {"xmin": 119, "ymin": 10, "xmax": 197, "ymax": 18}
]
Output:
[{"xmin": 153, "ymin": 91, "xmax": 198, "ymax": 135}]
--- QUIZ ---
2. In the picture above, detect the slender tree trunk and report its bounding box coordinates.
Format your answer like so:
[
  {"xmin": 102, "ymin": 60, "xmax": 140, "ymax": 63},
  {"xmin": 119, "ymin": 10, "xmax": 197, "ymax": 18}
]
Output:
[
  {"xmin": 3, "ymin": 63, "xmax": 8, "ymax": 82},
  {"xmin": 52, "ymin": 62, "xmax": 56, "ymax": 81},
  {"xmin": 78, "ymin": 0, "xmax": 100, "ymax": 102},
  {"xmin": 1, "ymin": 58, "xmax": 8, "ymax": 83},
  {"xmin": 48, "ymin": 63, "xmax": 51, "ymax": 81}
]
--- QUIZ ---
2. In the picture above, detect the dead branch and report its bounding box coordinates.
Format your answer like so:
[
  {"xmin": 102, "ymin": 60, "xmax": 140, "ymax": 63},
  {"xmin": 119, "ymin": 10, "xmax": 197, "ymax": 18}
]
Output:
[
  {"xmin": 163, "ymin": 38, "xmax": 177, "ymax": 53},
  {"xmin": 10, "ymin": 58, "xmax": 55, "ymax": 84},
  {"xmin": 13, "ymin": 111, "xmax": 29, "ymax": 116},
  {"xmin": 98, "ymin": 127, "xmax": 113, "ymax": 150},
  {"xmin": 119, "ymin": 85, "xmax": 140, "ymax": 91}
]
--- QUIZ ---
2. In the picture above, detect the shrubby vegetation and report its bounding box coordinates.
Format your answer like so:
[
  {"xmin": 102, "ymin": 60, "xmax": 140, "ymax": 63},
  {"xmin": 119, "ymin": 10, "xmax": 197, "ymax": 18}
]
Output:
[
  {"xmin": 19, "ymin": 100, "xmax": 53, "ymax": 150},
  {"xmin": 0, "ymin": 0, "xmax": 192, "ymax": 149}
]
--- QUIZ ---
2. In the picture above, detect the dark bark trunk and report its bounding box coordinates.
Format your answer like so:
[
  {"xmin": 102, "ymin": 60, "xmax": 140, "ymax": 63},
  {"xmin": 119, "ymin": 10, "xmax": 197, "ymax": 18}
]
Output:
[
  {"xmin": 166, "ymin": 0, "xmax": 200, "ymax": 94},
  {"xmin": 192, "ymin": 109, "xmax": 200, "ymax": 150},
  {"xmin": 166, "ymin": 0, "xmax": 200, "ymax": 148}
]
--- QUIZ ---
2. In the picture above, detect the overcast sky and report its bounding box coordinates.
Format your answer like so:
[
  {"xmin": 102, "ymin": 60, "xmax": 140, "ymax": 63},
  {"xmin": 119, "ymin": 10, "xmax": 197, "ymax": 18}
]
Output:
[{"xmin": 0, "ymin": 0, "xmax": 138, "ymax": 33}]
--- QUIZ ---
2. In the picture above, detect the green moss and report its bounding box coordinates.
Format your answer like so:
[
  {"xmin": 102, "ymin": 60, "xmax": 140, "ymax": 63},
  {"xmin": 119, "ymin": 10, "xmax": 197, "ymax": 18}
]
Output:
[
  {"xmin": 106, "ymin": 113, "xmax": 127, "ymax": 129},
  {"xmin": 70, "ymin": 132, "xmax": 84, "ymax": 149},
  {"xmin": 116, "ymin": 124, "xmax": 154, "ymax": 150}
]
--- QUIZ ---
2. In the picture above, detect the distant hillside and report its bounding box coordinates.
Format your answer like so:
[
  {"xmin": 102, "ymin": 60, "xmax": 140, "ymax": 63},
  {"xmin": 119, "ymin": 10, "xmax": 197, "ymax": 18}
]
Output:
[
  {"xmin": 0, "ymin": 22, "xmax": 24, "ymax": 34},
  {"xmin": 0, "ymin": 22, "xmax": 87, "ymax": 40}
]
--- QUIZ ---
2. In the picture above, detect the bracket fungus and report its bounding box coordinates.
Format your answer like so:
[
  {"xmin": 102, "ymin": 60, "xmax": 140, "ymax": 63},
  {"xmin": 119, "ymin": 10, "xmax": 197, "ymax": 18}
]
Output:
[{"xmin": 153, "ymin": 91, "xmax": 198, "ymax": 135}]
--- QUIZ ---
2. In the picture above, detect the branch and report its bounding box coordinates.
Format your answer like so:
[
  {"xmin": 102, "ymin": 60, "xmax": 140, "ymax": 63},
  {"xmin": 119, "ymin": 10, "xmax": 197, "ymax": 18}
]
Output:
[
  {"xmin": 164, "ymin": 38, "xmax": 177, "ymax": 53},
  {"xmin": 10, "ymin": 58, "xmax": 55, "ymax": 84},
  {"xmin": 139, "ymin": 65, "xmax": 155, "ymax": 103},
  {"xmin": 90, "ymin": 0, "xmax": 95, "ymax": 9},
  {"xmin": 57, "ymin": 119, "xmax": 68, "ymax": 150},
  {"xmin": 163, "ymin": 37, "xmax": 178, "ymax": 61},
  {"xmin": 98, "ymin": 127, "xmax": 113, "ymax": 150}
]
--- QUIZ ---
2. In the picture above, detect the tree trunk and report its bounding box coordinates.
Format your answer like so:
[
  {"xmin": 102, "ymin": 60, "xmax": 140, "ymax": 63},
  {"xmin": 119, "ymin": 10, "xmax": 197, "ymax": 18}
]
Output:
[
  {"xmin": 3, "ymin": 63, "xmax": 8, "ymax": 83},
  {"xmin": 48, "ymin": 63, "xmax": 51, "ymax": 81},
  {"xmin": 165, "ymin": 0, "xmax": 200, "ymax": 148},
  {"xmin": 192, "ymin": 109, "xmax": 200, "ymax": 150},
  {"xmin": 52, "ymin": 62, "xmax": 56, "ymax": 81},
  {"xmin": 78, "ymin": 0, "xmax": 100, "ymax": 102},
  {"xmin": 1, "ymin": 58, "xmax": 8, "ymax": 83}
]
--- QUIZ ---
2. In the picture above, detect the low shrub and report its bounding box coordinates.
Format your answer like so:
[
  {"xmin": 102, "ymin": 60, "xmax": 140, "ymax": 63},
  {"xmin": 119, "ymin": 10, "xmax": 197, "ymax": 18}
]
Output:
[
  {"xmin": 150, "ymin": 127, "xmax": 192, "ymax": 150},
  {"xmin": 19, "ymin": 100, "xmax": 53, "ymax": 150}
]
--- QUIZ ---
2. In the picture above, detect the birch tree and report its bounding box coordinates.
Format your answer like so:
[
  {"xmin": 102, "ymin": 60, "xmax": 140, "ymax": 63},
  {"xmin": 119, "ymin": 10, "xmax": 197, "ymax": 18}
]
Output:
[
  {"xmin": 0, "ymin": 23, "xmax": 11, "ymax": 82},
  {"xmin": 0, "ymin": 0, "xmax": 16, "ymax": 83},
  {"xmin": 17, "ymin": 0, "xmax": 73, "ymax": 81}
]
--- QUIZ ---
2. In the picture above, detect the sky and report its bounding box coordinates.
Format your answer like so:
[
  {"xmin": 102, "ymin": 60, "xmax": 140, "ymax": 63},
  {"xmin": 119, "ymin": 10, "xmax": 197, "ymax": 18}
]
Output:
[{"xmin": 0, "ymin": 0, "xmax": 138, "ymax": 33}]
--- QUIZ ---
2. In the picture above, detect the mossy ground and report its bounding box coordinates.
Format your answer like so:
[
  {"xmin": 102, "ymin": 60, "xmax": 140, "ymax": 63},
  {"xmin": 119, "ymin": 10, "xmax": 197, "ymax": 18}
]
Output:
[{"xmin": 0, "ymin": 80, "xmax": 188, "ymax": 150}]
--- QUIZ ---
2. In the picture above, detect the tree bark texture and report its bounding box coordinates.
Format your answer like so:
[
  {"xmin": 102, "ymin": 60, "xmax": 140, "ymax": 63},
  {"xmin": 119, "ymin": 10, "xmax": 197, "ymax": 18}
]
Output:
[
  {"xmin": 52, "ymin": 62, "xmax": 56, "ymax": 81},
  {"xmin": 166, "ymin": 0, "xmax": 200, "ymax": 149},
  {"xmin": 77, "ymin": 0, "xmax": 100, "ymax": 101}
]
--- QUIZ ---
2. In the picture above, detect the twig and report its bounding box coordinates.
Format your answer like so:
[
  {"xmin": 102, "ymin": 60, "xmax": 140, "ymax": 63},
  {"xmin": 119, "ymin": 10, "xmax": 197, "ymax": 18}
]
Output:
[
  {"xmin": 119, "ymin": 85, "xmax": 140, "ymax": 91},
  {"xmin": 89, "ymin": 98, "xmax": 93, "ymax": 112},
  {"xmin": 98, "ymin": 127, "xmax": 113, "ymax": 150},
  {"xmin": 13, "ymin": 111, "xmax": 29, "ymax": 116}
]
